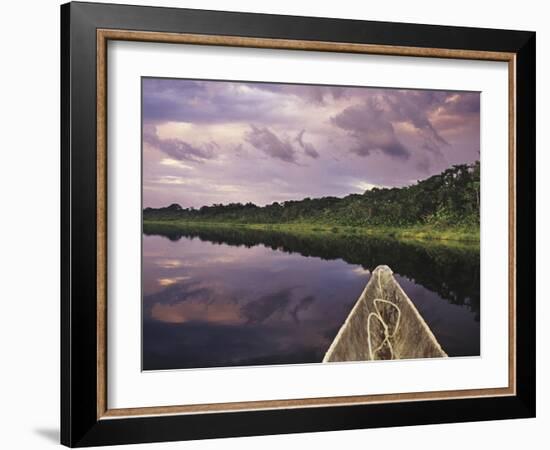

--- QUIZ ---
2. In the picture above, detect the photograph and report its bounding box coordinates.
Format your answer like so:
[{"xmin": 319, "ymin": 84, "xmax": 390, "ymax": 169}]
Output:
[{"xmin": 141, "ymin": 78, "xmax": 481, "ymax": 371}]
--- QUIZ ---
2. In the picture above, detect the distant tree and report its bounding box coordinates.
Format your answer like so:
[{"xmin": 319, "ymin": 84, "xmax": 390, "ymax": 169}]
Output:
[{"xmin": 143, "ymin": 162, "xmax": 480, "ymax": 228}]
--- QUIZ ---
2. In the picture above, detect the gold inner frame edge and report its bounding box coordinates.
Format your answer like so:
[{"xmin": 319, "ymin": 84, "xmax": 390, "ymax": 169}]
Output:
[{"xmin": 96, "ymin": 29, "xmax": 517, "ymax": 420}]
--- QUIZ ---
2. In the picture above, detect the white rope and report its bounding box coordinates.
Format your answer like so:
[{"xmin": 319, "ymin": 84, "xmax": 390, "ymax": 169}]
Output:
[{"xmin": 367, "ymin": 271, "xmax": 402, "ymax": 360}]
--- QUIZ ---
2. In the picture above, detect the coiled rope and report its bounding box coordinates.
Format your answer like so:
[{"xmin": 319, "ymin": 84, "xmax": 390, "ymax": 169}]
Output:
[{"xmin": 367, "ymin": 270, "xmax": 402, "ymax": 360}]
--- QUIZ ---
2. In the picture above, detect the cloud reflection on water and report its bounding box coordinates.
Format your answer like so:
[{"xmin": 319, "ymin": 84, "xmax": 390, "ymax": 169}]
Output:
[{"xmin": 142, "ymin": 231, "xmax": 480, "ymax": 370}]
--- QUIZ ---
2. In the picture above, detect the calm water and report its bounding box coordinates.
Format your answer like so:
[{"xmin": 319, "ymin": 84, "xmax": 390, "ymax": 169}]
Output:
[{"xmin": 142, "ymin": 225, "xmax": 480, "ymax": 370}]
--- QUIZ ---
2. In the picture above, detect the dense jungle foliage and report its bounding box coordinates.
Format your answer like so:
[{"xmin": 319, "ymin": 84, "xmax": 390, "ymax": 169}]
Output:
[{"xmin": 144, "ymin": 162, "xmax": 480, "ymax": 228}]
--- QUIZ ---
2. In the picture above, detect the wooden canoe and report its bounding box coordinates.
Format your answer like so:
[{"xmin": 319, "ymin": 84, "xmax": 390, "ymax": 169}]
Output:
[{"xmin": 323, "ymin": 265, "xmax": 447, "ymax": 362}]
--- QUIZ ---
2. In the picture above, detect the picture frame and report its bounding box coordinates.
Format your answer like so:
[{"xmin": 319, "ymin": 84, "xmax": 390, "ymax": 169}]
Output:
[{"xmin": 61, "ymin": 1, "xmax": 536, "ymax": 447}]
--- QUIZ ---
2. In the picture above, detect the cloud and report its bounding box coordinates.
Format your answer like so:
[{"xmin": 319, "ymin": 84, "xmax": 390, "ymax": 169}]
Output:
[
  {"xmin": 143, "ymin": 123, "xmax": 217, "ymax": 162},
  {"xmin": 290, "ymin": 295, "xmax": 316, "ymax": 323},
  {"xmin": 441, "ymin": 92, "xmax": 480, "ymax": 114},
  {"xmin": 240, "ymin": 288, "xmax": 294, "ymax": 324},
  {"xmin": 159, "ymin": 158, "xmax": 195, "ymax": 170},
  {"xmin": 143, "ymin": 78, "xmax": 291, "ymax": 125},
  {"xmin": 142, "ymin": 78, "xmax": 480, "ymax": 207},
  {"xmin": 244, "ymin": 125, "xmax": 298, "ymax": 163},
  {"xmin": 295, "ymin": 130, "xmax": 320, "ymax": 159},
  {"xmin": 142, "ymin": 79, "xmax": 209, "ymax": 122},
  {"xmin": 253, "ymin": 83, "xmax": 345, "ymax": 104},
  {"xmin": 415, "ymin": 155, "xmax": 431, "ymax": 173},
  {"xmin": 158, "ymin": 276, "xmax": 191, "ymax": 287},
  {"xmin": 331, "ymin": 99, "xmax": 410, "ymax": 159},
  {"xmin": 354, "ymin": 181, "xmax": 385, "ymax": 191},
  {"xmin": 383, "ymin": 90, "xmax": 448, "ymax": 153},
  {"xmin": 153, "ymin": 175, "xmax": 243, "ymax": 194},
  {"xmin": 142, "ymin": 79, "xmax": 352, "ymax": 129},
  {"xmin": 429, "ymin": 92, "xmax": 481, "ymax": 134},
  {"xmin": 330, "ymin": 90, "xmax": 478, "ymax": 160}
]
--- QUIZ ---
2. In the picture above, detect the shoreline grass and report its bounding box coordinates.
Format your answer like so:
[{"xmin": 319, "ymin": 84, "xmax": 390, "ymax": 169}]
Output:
[{"xmin": 143, "ymin": 220, "xmax": 479, "ymax": 244}]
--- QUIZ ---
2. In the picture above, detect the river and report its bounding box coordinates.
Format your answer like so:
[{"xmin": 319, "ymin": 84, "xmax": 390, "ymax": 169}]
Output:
[{"xmin": 142, "ymin": 225, "xmax": 480, "ymax": 370}]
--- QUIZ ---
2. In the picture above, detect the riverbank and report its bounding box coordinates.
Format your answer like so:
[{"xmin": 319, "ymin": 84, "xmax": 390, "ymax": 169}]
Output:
[{"xmin": 143, "ymin": 220, "xmax": 479, "ymax": 243}]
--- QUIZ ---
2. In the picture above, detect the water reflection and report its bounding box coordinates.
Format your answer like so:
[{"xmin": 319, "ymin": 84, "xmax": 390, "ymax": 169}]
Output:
[{"xmin": 143, "ymin": 224, "xmax": 480, "ymax": 370}]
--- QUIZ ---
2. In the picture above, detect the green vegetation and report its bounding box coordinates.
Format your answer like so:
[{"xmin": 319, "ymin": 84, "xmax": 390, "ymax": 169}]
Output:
[
  {"xmin": 144, "ymin": 162, "xmax": 480, "ymax": 242},
  {"xmin": 144, "ymin": 221, "xmax": 478, "ymax": 243}
]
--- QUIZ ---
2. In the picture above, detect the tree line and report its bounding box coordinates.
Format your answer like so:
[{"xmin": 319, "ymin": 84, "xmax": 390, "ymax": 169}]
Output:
[{"xmin": 144, "ymin": 161, "xmax": 480, "ymax": 228}]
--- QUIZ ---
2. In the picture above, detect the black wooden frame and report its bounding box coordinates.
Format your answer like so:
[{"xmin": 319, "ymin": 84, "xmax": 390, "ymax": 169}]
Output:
[{"xmin": 61, "ymin": 1, "xmax": 536, "ymax": 447}]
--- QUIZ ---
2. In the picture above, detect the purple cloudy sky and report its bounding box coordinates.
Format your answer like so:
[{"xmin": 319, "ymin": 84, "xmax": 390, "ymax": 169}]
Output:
[{"xmin": 142, "ymin": 78, "xmax": 480, "ymax": 208}]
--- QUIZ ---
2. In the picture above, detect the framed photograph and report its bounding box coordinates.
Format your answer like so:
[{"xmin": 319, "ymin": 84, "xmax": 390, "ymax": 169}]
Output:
[{"xmin": 61, "ymin": 1, "xmax": 536, "ymax": 447}]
